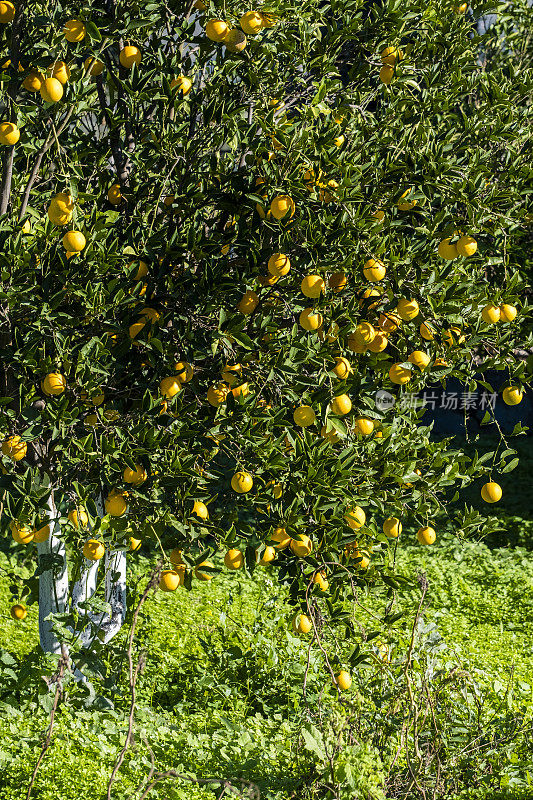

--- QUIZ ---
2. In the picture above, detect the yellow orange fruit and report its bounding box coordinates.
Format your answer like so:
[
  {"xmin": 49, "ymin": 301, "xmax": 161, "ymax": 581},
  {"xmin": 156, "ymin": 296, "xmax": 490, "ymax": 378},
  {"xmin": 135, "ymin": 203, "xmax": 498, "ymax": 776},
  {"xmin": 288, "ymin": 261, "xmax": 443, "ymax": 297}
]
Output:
[
  {"xmin": 0, "ymin": 1, "xmax": 15, "ymax": 23},
  {"xmin": 499, "ymin": 304, "xmax": 517, "ymax": 323},
  {"xmin": 224, "ymin": 548, "xmax": 244, "ymax": 569},
  {"xmin": 293, "ymin": 613, "xmax": 312, "ymax": 634},
  {"xmin": 379, "ymin": 65, "xmax": 394, "ymax": 84},
  {"xmin": 221, "ymin": 364, "xmax": 241, "ymax": 385},
  {"xmin": 267, "ymin": 252, "xmax": 290, "ymax": 276},
  {"xmin": 119, "ymin": 46, "xmax": 141, "ymax": 68},
  {"xmin": 159, "ymin": 569, "xmax": 182, "ymax": 591},
  {"xmin": 408, "ymin": 350, "xmax": 430, "ymax": 370},
  {"xmin": 240, "ymin": 10, "xmax": 263, "ymax": 34},
  {"xmin": 396, "ymin": 298, "xmax": 419, "ymax": 321},
  {"xmin": 225, "ymin": 30, "xmax": 247, "ymax": 52},
  {"xmin": 64, "ymin": 19, "xmax": 85, "ymax": 42},
  {"xmin": 290, "ymin": 534, "xmax": 313, "ymax": 557},
  {"xmin": 194, "ymin": 560, "xmax": 214, "ymax": 580},
  {"xmin": 335, "ymin": 670, "xmax": 352, "ymax": 690},
  {"xmin": 502, "ymin": 386, "xmax": 523, "ymax": 406},
  {"xmin": 367, "ymin": 332, "xmax": 388, "ymax": 353},
  {"xmin": 105, "ymin": 492, "xmax": 128, "ymax": 517},
  {"xmin": 171, "ymin": 75, "xmax": 192, "ymax": 94},
  {"xmin": 301, "ymin": 274, "xmax": 325, "ymax": 298},
  {"xmin": 191, "ymin": 500, "xmax": 209, "ymax": 520},
  {"xmin": 456, "ymin": 235, "xmax": 477, "ymax": 257},
  {"xmin": 10, "ymin": 604, "xmax": 27, "ymax": 620},
  {"xmin": 359, "ymin": 288, "xmax": 382, "ymax": 308},
  {"xmin": 174, "ymin": 361, "xmax": 194, "ymax": 383},
  {"xmin": 40, "ymin": 77, "xmax": 63, "ymax": 102},
  {"xmin": 84, "ymin": 57, "xmax": 104, "ymax": 76},
  {"xmin": 328, "ymin": 272, "xmax": 347, "ymax": 292},
  {"xmin": 160, "ymin": 376, "xmax": 182, "ymax": 398},
  {"xmin": 42, "ymin": 372, "xmax": 66, "ymax": 396},
  {"xmin": 383, "ymin": 517, "xmax": 402, "ymax": 538},
  {"xmin": 68, "ymin": 508, "xmax": 88, "ymax": 528},
  {"xmin": 205, "ymin": 19, "xmax": 229, "ymax": 41},
  {"xmin": 62, "ymin": 230, "xmax": 86, "ymax": 251},
  {"xmin": 443, "ymin": 327, "xmax": 465, "ymax": 347},
  {"xmin": 363, "ymin": 258, "xmax": 386, "ymax": 282},
  {"xmin": 48, "ymin": 60, "xmax": 70, "ymax": 84},
  {"xmin": 270, "ymin": 527, "xmax": 290, "ymax": 549},
  {"xmin": 389, "ymin": 363, "xmax": 411, "ymax": 385},
  {"xmin": 270, "ymin": 194, "xmax": 294, "ymax": 220},
  {"xmin": 231, "ymin": 382, "xmax": 249, "ymax": 399},
  {"xmin": 265, "ymin": 481, "xmax": 283, "ymax": 499},
  {"xmin": 293, "ymin": 405, "xmax": 316, "ymax": 427},
  {"xmin": 481, "ymin": 303, "xmax": 500, "ymax": 324},
  {"xmin": 237, "ymin": 290, "xmax": 259, "ymax": 314},
  {"xmin": 419, "ymin": 321, "xmax": 435, "ymax": 341},
  {"xmin": 381, "ymin": 46, "xmax": 403, "ymax": 65},
  {"xmin": 437, "ymin": 238, "xmax": 458, "ymax": 260},
  {"xmin": 344, "ymin": 506, "xmax": 366, "ymax": 529},
  {"xmin": 33, "ymin": 523, "xmax": 50, "ymax": 543},
  {"xmin": 354, "ymin": 322, "xmax": 376, "ymax": 345},
  {"xmin": 313, "ymin": 572, "xmax": 329, "ymax": 591},
  {"xmin": 330, "ymin": 394, "xmax": 352, "ymax": 416},
  {"xmin": 333, "ymin": 357, "xmax": 351, "ymax": 380},
  {"xmin": 2, "ymin": 435, "xmax": 27, "ymax": 460},
  {"xmin": 256, "ymin": 545, "xmax": 276, "ymax": 565},
  {"xmin": 354, "ymin": 417, "xmax": 374, "ymax": 436},
  {"xmin": 83, "ymin": 539, "xmax": 105, "ymax": 561},
  {"xmin": 231, "ymin": 471, "xmax": 253, "ymax": 493},
  {"xmin": 378, "ymin": 312, "xmax": 401, "ymax": 334},
  {"xmin": 207, "ymin": 382, "xmax": 229, "ymax": 406},
  {"xmin": 10, "ymin": 522, "xmax": 34, "ymax": 545},
  {"xmin": 299, "ymin": 308, "xmax": 323, "ymax": 332},
  {"xmin": 0, "ymin": 121, "xmax": 20, "ymax": 145},
  {"xmin": 23, "ymin": 69, "xmax": 44, "ymax": 91},
  {"xmin": 123, "ymin": 464, "xmax": 147, "ymax": 485},
  {"xmin": 417, "ymin": 526, "xmax": 436, "ymax": 545},
  {"xmin": 481, "ymin": 481, "xmax": 502, "ymax": 503},
  {"xmin": 107, "ymin": 184, "xmax": 122, "ymax": 205}
]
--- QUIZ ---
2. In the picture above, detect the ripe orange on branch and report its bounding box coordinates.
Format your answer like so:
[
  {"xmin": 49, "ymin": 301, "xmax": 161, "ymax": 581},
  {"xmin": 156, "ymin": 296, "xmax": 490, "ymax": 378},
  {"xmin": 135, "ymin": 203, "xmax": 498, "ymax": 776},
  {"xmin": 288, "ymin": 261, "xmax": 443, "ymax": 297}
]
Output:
[
  {"xmin": 231, "ymin": 471, "xmax": 253, "ymax": 493},
  {"xmin": 64, "ymin": 19, "xmax": 85, "ymax": 42},
  {"xmin": 0, "ymin": 122, "xmax": 20, "ymax": 145},
  {"xmin": 2, "ymin": 435, "xmax": 27, "ymax": 460},
  {"xmin": 120, "ymin": 46, "xmax": 141, "ymax": 68}
]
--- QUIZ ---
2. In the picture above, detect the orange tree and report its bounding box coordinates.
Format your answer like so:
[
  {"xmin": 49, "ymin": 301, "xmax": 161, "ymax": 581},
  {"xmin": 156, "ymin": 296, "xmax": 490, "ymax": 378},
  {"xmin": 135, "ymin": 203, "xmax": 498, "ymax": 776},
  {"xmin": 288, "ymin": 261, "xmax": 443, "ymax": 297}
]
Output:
[{"xmin": 0, "ymin": 0, "xmax": 531, "ymax": 680}]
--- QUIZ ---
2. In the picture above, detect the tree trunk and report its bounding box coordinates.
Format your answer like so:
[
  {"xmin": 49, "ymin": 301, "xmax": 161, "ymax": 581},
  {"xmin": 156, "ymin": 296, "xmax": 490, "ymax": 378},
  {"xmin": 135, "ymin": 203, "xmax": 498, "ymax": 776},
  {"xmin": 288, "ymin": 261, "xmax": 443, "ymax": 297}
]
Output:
[
  {"xmin": 36, "ymin": 495, "xmax": 69, "ymax": 655},
  {"xmin": 38, "ymin": 493, "xmax": 127, "ymax": 655}
]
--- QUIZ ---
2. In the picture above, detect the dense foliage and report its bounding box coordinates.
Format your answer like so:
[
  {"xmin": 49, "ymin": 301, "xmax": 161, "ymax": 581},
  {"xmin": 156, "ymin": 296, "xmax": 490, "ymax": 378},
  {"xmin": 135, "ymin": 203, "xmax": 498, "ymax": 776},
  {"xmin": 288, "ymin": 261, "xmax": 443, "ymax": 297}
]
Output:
[{"xmin": 0, "ymin": 0, "xmax": 531, "ymax": 794}]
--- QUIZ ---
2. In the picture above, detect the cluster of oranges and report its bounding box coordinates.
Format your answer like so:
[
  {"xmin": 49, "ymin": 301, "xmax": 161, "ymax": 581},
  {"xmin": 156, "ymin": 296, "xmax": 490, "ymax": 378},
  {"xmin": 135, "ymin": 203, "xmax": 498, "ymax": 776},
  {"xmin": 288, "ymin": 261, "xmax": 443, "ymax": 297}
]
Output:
[{"xmin": 204, "ymin": 10, "xmax": 276, "ymax": 53}]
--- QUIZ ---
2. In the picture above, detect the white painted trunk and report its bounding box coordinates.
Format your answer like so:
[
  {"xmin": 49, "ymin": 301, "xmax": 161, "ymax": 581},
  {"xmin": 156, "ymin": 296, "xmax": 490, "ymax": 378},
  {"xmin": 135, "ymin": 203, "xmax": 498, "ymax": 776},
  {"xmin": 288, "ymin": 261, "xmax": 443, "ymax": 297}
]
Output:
[
  {"xmin": 36, "ymin": 495, "xmax": 70, "ymax": 655},
  {"xmin": 38, "ymin": 493, "xmax": 127, "ymax": 656}
]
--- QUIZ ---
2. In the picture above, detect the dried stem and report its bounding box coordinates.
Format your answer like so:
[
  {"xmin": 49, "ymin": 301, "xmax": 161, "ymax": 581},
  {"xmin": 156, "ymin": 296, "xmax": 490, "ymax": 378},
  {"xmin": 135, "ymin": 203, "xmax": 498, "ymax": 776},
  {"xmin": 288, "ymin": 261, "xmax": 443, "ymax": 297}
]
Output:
[
  {"xmin": 106, "ymin": 565, "xmax": 161, "ymax": 800},
  {"xmin": 25, "ymin": 650, "xmax": 68, "ymax": 800}
]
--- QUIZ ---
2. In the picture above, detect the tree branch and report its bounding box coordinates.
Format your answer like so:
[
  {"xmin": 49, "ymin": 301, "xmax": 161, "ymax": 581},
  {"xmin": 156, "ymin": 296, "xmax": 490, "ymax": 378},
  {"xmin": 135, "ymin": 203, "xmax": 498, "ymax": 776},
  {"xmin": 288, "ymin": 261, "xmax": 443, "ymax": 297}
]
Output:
[{"xmin": 0, "ymin": 1, "xmax": 26, "ymax": 215}]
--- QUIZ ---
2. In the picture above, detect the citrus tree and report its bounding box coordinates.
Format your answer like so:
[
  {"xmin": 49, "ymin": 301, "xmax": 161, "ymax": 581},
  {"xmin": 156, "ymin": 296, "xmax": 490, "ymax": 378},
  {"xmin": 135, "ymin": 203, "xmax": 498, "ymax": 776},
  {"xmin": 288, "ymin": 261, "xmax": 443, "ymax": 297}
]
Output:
[{"xmin": 0, "ymin": 0, "xmax": 531, "ymax": 686}]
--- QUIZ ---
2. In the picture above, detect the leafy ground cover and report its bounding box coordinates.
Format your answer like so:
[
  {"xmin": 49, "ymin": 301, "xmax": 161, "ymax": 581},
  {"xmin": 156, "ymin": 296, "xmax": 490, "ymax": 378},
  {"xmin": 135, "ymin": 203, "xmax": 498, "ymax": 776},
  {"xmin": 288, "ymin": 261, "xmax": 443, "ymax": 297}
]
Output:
[{"xmin": 0, "ymin": 435, "xmax": 532, "ymax": 799}]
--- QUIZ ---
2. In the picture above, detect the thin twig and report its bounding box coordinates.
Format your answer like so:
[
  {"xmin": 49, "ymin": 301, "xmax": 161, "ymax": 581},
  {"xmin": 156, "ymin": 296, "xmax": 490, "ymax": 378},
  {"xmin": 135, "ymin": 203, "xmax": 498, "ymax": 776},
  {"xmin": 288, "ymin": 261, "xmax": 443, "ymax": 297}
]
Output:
[
  {"xmin": 106, "ymin": 565, "xmax": 161, "ymax": 800},
  {"xmin": 25, "ymin": 650, "xmax": 68, "ymax": 800}
]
